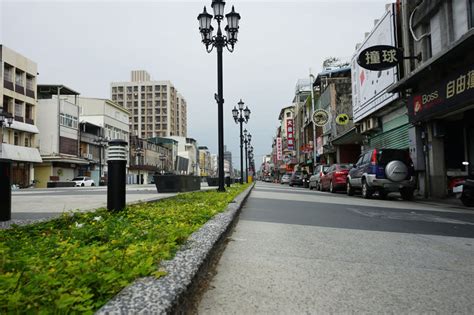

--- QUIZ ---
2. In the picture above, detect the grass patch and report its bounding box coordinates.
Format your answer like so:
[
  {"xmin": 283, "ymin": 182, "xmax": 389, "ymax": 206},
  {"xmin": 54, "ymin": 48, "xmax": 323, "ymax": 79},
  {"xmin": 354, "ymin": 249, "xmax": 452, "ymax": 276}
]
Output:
[{"xmin": 0, "ymin": 184, "xmax": 249, "ymax": 313}]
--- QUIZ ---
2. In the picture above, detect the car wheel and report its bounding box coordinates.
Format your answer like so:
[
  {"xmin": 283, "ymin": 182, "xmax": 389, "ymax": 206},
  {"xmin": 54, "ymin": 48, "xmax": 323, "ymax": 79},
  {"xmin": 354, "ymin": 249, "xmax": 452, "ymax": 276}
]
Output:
[
  {"xmin": 317, "ymin": 182, "xmax": 322, "ymax": 191},
  {"xmin": 309, "ymin": 184, "xmax": 313, "ymax": 190},
  {"xmin": 461, "ymin": 196, "xmax": 474, "ymax": 207},
  {"xmin": 81, "ymin": 183, "xmax": 85, "ymax": 187},
  {"xmin": 329, "ymin": 181, "xmax": 335, "ymax": 193},
  {"xmin": 91, "ymin": 183, "xmax": 95, "ymax": 187},
  {"xmin": 400, "ymin": 188, "xmax": 414, "ymax": 200},
  {"xmin": 361, "ymin": 179, "xmax": 372, "ymax": 199},
  {"xmin": 346, "ymin": 181, "xmax": 354, "ymax": 196}
]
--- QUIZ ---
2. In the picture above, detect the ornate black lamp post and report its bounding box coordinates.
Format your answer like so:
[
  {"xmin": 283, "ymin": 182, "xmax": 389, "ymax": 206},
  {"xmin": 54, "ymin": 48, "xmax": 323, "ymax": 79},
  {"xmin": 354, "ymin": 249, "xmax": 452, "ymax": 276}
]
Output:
[
  {"xmin": 232, "ymin": 99, "xmax": 250, "ymax": 184},
  {"xmin": 243, "ymin": 129, "xmax": 251, "ymax": 183},
  {"xmin": 198, "ymin": 0, "xmax": 241, "ymax": 192}
]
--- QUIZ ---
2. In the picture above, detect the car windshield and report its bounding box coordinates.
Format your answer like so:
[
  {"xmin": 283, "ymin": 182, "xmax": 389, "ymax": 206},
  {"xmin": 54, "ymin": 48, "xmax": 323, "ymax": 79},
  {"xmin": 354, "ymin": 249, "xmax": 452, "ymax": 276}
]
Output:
[{"xmin": 72, "ymin": 177, "xmax": 83, "ymax": 181}]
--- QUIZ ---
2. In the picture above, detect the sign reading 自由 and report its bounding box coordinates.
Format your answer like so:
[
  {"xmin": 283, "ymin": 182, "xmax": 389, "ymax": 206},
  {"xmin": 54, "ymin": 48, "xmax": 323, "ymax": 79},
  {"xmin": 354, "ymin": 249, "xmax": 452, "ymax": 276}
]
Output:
[
  {"xmin": 408, "ymin": 67, "xmax": 474, "ymax": 122},
  {"xmin": 357, "ymin": 45, "xmax": 403, "ymax": 71}
]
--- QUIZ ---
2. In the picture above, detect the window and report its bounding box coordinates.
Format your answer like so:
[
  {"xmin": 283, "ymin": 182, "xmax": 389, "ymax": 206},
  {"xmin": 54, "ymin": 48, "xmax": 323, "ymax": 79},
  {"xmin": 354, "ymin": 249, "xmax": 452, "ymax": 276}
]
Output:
[
  {"xmin": 26, "ymin": 75, "xmax": 34, "ymax": 90},
  {"xmin": 127, "ymin": 87, "xmax": 132, "ymax": 93},
  {"xmin": 112, "ymin": 87, "xmax": 117, "ymax": 93},
  {"xmin": 59, "ymin": 113, "xmax": 78, "ymax": 129},
  {"xmin": 15, "ymin": 102, "xmax": 23, "ymax": 117},
  {"xmin": 3, "ymin": 64, "xmax": 13, "ymax": 82},
  {"xmin": 286, "ymin": 112, "xmax": 291, "ymax": 118},
  {"xmin": 15, "ymin": 70, "xmax": 24, "ymax": 86},
  {"xmin": 14, "ymin": 132, "xmax": 19, "ymax": 146},
  {"xmin": 24, "ymin": 137, "xmax": 29, "ymax": 147}
]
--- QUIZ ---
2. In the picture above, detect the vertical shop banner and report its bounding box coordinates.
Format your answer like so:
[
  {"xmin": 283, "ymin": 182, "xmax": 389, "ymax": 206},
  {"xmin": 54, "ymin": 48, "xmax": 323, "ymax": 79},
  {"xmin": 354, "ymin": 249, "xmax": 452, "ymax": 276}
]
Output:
[
  {"xmin": 286, "ymin": 119, "xmax": 295, "ymax": 150},
  {"xmin": 276, "ymin": 137, "xmax": 283, "ymax": 161}
]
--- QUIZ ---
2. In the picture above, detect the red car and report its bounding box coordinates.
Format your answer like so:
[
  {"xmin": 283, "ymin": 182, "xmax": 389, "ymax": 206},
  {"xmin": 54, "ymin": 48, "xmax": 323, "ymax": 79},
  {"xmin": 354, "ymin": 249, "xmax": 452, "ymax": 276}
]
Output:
[{"xmin": 320, "ymin": 164, "xmax": 352, "ymax": 193}]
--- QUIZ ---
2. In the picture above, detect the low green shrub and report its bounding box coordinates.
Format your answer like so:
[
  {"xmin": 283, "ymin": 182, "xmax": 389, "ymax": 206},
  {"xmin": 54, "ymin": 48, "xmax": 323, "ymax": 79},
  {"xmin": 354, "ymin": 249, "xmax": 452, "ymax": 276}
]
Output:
[{"xmin": 0, "ymin": 184, "xmax": 248, "ymax": 313}]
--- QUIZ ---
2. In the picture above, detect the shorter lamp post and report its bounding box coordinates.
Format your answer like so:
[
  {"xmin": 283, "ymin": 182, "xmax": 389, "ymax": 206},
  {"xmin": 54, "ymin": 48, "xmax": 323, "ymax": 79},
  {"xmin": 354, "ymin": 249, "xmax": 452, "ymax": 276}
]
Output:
[
  {"xmin": 94, "ymin": 136, "xmax": 108, "ymax": 185},
  {"xmin": 107, "ymin": 139, "xmax": 128, "ymax": 212},
  {"xmin": 159, "ymin": 154, "xmax": 166, "ymax": 174},
  {"xmin": 0, "ymin": 111, "xmax": 14, "ymax": 221},
  {"xmin": 232, "ymin": 99, "xmax": 250, "ymax": 184},
  {"xmin": 136, "ymin": 147, "xmax": 144, "ymax": 184}
]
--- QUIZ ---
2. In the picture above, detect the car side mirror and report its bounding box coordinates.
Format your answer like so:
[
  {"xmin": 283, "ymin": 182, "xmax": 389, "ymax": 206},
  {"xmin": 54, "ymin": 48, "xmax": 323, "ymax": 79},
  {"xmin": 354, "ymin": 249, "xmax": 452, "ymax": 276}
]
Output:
[{"xmin": 352, "ymin": 164, "xmax": 357, "ymax": 168}]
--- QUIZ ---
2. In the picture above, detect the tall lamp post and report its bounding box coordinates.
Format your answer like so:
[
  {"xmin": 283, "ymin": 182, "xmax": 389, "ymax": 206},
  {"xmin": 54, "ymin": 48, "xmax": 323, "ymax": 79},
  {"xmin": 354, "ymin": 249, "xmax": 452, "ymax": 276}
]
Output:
[
  {"xmin": 198, "ymin": 0, "xmax": 241, "ymax": 192},
  {"xmin": 248, "ymin": 145, "xmax": 254, "ymax": 178},
  {"xmin": 243, "ymin": 129, "xmax": 251, "ymax": 183},
  {"xmin": 232, "ymin": 99, "xmax": 250, "ymax": 184}
]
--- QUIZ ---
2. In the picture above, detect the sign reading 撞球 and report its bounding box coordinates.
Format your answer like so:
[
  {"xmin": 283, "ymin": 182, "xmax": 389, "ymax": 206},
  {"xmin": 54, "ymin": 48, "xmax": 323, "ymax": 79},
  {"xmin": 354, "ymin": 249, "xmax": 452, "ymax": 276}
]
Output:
[{"xmin": 357, "ymin": 45, "xmax": 403, "ymax": 71}]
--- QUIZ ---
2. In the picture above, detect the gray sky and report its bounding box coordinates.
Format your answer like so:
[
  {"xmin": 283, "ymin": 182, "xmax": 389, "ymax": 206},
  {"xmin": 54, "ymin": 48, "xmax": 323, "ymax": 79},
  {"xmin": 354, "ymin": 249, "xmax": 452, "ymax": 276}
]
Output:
[{"xmin": 2, "ymin": 0, "xmax": 388, "ymax": 167}]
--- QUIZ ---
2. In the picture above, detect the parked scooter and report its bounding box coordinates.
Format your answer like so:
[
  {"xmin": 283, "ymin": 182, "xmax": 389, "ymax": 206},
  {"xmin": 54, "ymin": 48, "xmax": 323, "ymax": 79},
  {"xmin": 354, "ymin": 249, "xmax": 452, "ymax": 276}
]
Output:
[{"xmin": 453, "ymin": 162, "xmax": 474, "ymax": 207}]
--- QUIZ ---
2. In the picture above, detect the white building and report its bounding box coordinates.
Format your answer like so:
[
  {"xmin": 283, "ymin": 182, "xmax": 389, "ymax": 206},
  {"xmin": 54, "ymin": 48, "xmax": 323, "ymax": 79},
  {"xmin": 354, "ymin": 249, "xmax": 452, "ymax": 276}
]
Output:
[
  {"xmin": 0, "ymin": 45, "xmax": 42, "ymax": 187},
  {"xmin": 35, "ymin": 85, "xmax": 91, "ymax": 187},
  {"xmin": 166, "ymin": 136, "xmax": 199, "ymax": 175}
]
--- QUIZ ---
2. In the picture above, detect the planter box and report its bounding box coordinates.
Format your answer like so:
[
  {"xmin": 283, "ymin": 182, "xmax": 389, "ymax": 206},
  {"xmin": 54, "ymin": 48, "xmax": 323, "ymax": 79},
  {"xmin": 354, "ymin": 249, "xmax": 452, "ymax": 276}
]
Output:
[
  {"xmin": 154, "ymin": 175, "xmax": 201, "ymax": 193},
  {"xmin": 47, "ymin": 181, "xmax": 76, "ymax": 188},
  {"xmin": 207, "ymin": 177, "xmax": 219, "ymax": 186}
]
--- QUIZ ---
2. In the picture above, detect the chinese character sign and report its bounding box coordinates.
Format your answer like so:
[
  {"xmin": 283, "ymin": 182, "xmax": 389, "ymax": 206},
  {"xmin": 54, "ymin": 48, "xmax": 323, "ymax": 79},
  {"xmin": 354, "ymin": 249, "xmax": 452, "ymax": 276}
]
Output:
[
  {"xmin": 357, "ymin": 45, "xmax": 403, "ymax": 71},
  {"xmin": 286, "ymin": 119, "xmax": 295, "ymax": 150},
  {"xmin": 276, "ymin": 137, "xmax": 283, "ymax": 161}
]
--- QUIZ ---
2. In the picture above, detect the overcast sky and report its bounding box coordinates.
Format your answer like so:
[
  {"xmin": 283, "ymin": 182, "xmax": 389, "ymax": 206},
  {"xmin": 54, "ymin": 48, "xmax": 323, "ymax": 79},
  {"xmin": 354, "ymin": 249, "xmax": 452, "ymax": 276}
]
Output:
[{"xmin": 1, "ymin": 0, "xmax": 389, "ymax": 167}]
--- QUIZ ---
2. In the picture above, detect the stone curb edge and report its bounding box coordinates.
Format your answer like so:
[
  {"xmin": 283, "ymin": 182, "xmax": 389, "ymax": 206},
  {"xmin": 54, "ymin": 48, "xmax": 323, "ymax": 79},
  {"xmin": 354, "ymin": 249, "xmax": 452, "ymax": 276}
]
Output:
[{"xmin": 96, "ymin": 183, "xmax": 255, "ymax": 314}]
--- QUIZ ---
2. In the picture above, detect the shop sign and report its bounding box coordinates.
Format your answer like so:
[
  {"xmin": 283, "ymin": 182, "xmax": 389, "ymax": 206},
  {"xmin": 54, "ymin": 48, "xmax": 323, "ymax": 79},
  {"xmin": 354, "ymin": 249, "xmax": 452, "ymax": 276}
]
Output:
[
  {"xmin": 313, "ymin": 109, "xmax": 329, "ymax": 127},
  {"xmin": 286, "ymin": 119, "xmax": 295, "ymax": 150},
  {"xmin": 408, "ymin": 67, "xmax": 474, "ymax": 122},
  {"xmin": 336, "ymin": 113, "xmax": 350, "ymax": 125},
  {"xmin": 276, "ymin": 137, "xmax": 283, "ymax": 161},
  {"xmin": 316, "ymin": 137, "xmax": 323, "ymax": 155},
  {"xmin": 357, "ymin": 45, "xmax": 403, "ymax": 71}
]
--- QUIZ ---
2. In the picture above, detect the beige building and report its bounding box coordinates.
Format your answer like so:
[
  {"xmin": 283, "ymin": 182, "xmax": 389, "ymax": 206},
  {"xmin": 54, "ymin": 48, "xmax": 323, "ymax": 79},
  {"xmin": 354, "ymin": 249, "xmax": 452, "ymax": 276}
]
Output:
[
  {"xmin": 111, "ymin": 70, "xmax": 187, "ymax": 139},
  {"xmin": 0, "ymin": 45, "xmax": 42, "ymax": 187}
]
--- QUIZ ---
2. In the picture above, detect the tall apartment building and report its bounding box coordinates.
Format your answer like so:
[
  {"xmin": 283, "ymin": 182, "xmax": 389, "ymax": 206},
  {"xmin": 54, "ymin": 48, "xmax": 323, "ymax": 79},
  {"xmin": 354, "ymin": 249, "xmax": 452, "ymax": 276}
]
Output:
[
  {"xmin": 110, "ymin": 70, "xmax": 187, "ymax": 139},
  {"xmin": 0, "ymin": 45, "xmax": 42, "ymax": 187}
]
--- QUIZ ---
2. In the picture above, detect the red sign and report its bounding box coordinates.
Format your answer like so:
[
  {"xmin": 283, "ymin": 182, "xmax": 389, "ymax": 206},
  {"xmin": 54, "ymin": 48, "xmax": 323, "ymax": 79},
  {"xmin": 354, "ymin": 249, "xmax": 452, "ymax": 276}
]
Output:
[
  {"xmin": 286, "ymin": 119, "xmax": 295, "ymax": 150},
  {"xmin": 276, "ymin": 137, "xmax": 283, "ymax": 161}
]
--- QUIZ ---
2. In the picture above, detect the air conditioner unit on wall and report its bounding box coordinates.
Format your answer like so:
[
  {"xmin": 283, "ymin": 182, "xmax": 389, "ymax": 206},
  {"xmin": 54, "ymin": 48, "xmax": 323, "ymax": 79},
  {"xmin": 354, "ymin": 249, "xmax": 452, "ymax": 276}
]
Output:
[{"xmin": 366, "ymin": 117, "xmax": 379, "ymax": 131}]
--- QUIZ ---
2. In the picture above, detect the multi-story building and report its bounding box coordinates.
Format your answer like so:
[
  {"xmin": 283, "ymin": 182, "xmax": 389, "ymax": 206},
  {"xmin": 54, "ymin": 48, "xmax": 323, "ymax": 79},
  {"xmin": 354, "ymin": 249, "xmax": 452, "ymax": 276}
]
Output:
[
  {"xmin": 276, "ymin": 105, "xmax": 296, "ymax": 179},
  {"xmin": 76, "ymin": 97, "xmax": 130, "ymax": 184},
  {"xmin": 198, "ymin": 146, "xmax": 211, "ymax": 177},
  {"xmin": 389, "ymin": 0, "xmax": 474, "ymax": 198},
  {"xmin": 223, "ymin": 146, "xmax": 233, "ymax": 178},
  {"xmin": 0, "ymin": 45, "xmax": 42, "ymax": 187},
  {"xmin": 292, "ymin": 79, "xmax": 313, "ymax": 172},
  {"xmin": 314, "ymin": 66, "xmax": 362, "ymax": 165},
  {"xmin": 35, "ymin": 85, "xmax": 90, "ymax": 187},
  {"xmin": 110, "ymin": 70, "xmax": 187, "ymax": 139}
]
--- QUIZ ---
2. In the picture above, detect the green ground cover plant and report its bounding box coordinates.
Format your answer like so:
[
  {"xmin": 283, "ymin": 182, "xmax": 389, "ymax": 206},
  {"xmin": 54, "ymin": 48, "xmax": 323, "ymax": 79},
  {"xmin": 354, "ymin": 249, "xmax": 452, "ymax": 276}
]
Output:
[{"xmin": 0, "ymin": 184, "xmax": 248, "ymax": 314}]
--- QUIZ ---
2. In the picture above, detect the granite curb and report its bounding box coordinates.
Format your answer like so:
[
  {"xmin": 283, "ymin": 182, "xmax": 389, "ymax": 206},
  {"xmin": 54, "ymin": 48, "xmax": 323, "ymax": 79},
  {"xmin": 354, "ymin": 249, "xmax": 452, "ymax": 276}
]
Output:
[{"xmin": 96, "ymin": 183, "xmax": 255, "ymax": 314}]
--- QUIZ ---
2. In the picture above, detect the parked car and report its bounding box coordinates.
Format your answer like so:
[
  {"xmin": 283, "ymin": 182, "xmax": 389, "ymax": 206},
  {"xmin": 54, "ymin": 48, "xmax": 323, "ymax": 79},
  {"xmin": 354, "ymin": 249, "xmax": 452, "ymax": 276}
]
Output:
[
  {"xmin": 264, "ymin": 176, "xmax": 272, "ymax": 183},
  {"xmin": 320, "ymin": 164, "xmax": 351, "ymax": 192},
  {"xmin": 72, "ymin": 176, "xmax": 95, "ymax": 187},
  {"xmin": 346, "ymin": 149, "xmax": 415, "ymax": 200},
  {"xmin": 281, "ymin": 173, "xmax": 291, "ymax": 184},
  {"xmin": 309, "ymin": 164, "xmax": 329, "ymax": 190},
  {"xmin": 289, "ymin": 170, "xmax": 308, "ymax": 187}
]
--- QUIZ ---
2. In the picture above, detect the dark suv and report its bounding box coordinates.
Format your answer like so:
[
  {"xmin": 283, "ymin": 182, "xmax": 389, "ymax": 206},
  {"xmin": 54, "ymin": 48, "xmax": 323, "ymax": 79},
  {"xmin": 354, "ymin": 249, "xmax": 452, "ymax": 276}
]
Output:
[
  {"xmin": 346, "ymin": 149, "xmax": 415, "ymax": 200},
  {"xmin": 289, "ymin": 170, "xmax": 308, "ymax": 187}
]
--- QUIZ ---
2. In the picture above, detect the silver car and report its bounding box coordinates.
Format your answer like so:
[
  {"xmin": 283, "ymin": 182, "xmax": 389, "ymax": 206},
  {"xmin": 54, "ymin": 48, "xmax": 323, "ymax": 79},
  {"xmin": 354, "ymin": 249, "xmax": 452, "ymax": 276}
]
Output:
[
  {"xmin": 309, "ymin": 165, "xmax": 329, "ymax": 190},
  {"xmin": 281, "ymin": 174, "xmax": 291, "ymax": 184}
]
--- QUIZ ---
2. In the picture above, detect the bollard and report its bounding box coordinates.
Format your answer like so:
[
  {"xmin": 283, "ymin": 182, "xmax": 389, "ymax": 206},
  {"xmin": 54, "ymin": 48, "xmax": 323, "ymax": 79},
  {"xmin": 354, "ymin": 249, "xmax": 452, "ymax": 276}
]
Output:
[
  {"xmin": 225, "ymin": 176, "xmax": 231, "ymax": 187},
  {"xmin": 107, "ymin": 139, "xmax": 127, "ymax": 212},
  {"xmin": 0, "ymin": 160, "xmax": 12, "ymax": 221}
]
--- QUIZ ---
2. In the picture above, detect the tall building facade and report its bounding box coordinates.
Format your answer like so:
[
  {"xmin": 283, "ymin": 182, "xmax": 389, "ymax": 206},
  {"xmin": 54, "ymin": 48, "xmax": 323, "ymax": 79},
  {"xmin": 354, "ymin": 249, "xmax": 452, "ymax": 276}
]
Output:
[
  {"xmin": 110, "ymin": 70, "xmax": 187, "ymax": 139},
  {"xmin": 0, "ymin": 45, "xmax": 42, "ymax": 187}
]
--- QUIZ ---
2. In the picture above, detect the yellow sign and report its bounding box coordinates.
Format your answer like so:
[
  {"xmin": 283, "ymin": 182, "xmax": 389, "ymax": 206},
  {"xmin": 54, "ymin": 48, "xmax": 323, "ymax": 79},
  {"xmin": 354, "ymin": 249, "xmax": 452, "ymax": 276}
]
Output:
[{"xmin": 336, "ymin": 114, "xmax": 350, "ymax": 125}]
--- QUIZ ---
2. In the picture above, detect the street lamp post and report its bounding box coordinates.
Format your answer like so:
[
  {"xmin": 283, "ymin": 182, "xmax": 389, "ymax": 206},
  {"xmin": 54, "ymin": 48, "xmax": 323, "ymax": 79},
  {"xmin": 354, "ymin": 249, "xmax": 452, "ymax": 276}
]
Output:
[
  {"xmin": 94, "ymin": 136, "xmax": 108, "ymax": 185},
  {"xmin": 198, "ymin": 0, "xmax": 241, "ymax": 192},
  {"xmin": 232, "ymin": 99, "xmax": 250, "ymax": 184},
  {"xmin": 243, "ymin": 129, "xmax": 251, "ymax": 183},
  {"xmin": 248, "ymin": 145, "xmax": 254, "ymax": 178},
  {"xmin": 136, "ymin": 147, "xmax": 144, "ymax": 185}
]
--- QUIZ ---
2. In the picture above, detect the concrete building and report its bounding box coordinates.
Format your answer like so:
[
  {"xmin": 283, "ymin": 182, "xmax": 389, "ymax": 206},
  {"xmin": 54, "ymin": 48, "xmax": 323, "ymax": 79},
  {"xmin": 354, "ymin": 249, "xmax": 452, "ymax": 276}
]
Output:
[
  {"xmin": 389, "ymin": 0, "xmax": 474, "ymax": 198},
  {"xmin": 223, "ymin": 145, "xmax": 233, "ymax": 177},
  {"xmin": 293, "ymin": 79, "xmax": 313, "ymax": 172},
  {"xmin": 0, "ymin": 45, "xmax": 42, "ymax": 187},
  {"xmin": 198, "ymin": 146, "xmax": 211, "ymax": 177},
  {"xmin": 167, "ymin": 136, "xmax": 199, "ymax": 175},
  {"xmin": 275, "ymin": 106, "xmax": 296, "ymax": 179},
  {"xmin": 35, "ymin": 85, "xmax": 91, "ymax": 187},
  {"xmin": 76, "ymin": 97, "xmax": 130, "ymax": 184},
  {"xmin": 111, "ymin": 70, "xmax": 187, "ymax": 139}
]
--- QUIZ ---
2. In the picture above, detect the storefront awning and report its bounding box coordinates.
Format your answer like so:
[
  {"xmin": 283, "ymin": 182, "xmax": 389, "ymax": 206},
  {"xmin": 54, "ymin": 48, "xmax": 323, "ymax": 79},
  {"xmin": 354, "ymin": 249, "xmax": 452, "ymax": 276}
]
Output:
[
  {"xmin": 331, "ymin": 127, "xmax": 364, "ymax": 145},
  {"xmin": 0, "ymin": 144, "xmax": 42, "ymax": 163},
  {"xmin": 41, "ymin": 155, "xmax": 90, "ymax": 165}
]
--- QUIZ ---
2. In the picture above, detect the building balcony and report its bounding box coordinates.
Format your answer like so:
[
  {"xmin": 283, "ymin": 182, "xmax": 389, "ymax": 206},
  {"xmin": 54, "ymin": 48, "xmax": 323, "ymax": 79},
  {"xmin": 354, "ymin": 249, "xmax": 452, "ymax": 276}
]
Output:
[
  {"xmin": 25, "ymin": 118, "xmax": 34, "ymax": 125},
  {"xmin": 14, "ymin": 116, "xmax": 24, "ymax": 123}
]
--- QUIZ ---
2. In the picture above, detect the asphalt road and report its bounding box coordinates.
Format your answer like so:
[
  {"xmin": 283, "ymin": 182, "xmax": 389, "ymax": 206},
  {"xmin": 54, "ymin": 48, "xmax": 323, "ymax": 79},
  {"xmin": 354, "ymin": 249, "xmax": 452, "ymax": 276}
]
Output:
[{"xmin": 198, "ymin": 181, "xmax": 474, "ymax": 314}]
